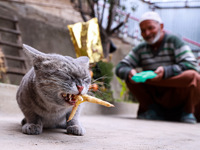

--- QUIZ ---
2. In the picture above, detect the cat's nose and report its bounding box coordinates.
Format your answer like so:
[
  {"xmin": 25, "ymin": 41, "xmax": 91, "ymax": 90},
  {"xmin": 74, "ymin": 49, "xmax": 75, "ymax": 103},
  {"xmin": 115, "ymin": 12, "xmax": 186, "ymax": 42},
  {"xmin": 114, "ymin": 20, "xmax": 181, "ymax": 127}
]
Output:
[{"xmin": 76, "ymin": 85, "xmax": 84, "ymax": 94}]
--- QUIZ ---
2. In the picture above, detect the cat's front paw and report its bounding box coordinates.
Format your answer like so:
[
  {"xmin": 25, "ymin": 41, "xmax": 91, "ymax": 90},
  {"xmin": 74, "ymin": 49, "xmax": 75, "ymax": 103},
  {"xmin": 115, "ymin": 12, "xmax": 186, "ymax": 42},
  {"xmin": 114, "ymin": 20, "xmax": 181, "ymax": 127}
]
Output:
[
  {"xmin": 22, "ymin": 123, "xmax": 43, "ymax": 135},
  {"xmin": 66, "ymin": 125, "xmax": 86, "ymax": 136}
]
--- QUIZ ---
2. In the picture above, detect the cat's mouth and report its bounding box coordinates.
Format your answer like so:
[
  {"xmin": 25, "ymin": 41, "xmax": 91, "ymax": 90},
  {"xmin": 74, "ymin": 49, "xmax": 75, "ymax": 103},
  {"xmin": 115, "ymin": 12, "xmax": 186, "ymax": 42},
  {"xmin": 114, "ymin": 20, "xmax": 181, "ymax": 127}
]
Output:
[{"xmin": 61, "ymin": 93, "xmax": 77, "ymax": 105}]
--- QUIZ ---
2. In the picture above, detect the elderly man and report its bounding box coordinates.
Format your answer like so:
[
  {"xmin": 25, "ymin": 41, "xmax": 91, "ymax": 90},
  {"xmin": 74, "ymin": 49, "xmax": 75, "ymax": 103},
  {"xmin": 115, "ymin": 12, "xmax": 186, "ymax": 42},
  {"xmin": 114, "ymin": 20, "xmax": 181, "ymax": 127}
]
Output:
[{"xmin": 115, "ymin": 11, "xmax": 200, "ymax": 124}]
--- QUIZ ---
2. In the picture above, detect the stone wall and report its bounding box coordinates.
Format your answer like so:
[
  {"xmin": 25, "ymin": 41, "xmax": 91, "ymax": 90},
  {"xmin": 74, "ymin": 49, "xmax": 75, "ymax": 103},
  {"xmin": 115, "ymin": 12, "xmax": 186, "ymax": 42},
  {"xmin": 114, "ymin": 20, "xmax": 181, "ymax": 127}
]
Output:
[{"xmin": 0, "ymin": 0, "xmax": 79, "ymax": 76}]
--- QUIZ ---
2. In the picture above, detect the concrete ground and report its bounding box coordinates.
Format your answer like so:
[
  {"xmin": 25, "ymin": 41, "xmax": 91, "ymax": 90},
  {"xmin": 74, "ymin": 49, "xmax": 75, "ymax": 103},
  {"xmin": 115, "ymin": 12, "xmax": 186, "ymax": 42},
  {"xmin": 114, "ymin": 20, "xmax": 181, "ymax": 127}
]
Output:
[{"xmin": 1, "ymin": 83, "xmax": 200, "ymax": 150}]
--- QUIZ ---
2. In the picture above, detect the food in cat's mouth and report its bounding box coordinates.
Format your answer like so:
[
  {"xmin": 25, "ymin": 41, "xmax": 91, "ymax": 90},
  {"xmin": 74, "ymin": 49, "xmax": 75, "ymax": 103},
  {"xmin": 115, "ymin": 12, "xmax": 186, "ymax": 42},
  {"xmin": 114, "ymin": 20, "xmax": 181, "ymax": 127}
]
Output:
[
  {"xmin": 61, "ymin": 93, "xmax": 77, "ymax": 105},
  {"xmin": 67, "ymin": 94, "xmax": 114, "ymax": 121}
]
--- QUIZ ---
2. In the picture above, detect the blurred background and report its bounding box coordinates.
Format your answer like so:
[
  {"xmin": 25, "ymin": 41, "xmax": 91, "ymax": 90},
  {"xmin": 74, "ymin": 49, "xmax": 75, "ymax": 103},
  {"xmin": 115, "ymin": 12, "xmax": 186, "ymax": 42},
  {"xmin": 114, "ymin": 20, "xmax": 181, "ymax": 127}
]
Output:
[{"xmin": 0, "ymin": 0, "xmax": 199, "ymax": 103}]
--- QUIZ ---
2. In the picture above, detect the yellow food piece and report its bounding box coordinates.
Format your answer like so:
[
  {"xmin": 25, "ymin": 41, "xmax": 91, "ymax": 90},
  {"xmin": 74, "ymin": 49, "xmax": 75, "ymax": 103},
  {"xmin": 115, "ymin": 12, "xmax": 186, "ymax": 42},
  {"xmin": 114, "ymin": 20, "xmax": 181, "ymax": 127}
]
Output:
[{"xmin": 67, "ymin": 94, "xmax": 114, "ymax": 122}]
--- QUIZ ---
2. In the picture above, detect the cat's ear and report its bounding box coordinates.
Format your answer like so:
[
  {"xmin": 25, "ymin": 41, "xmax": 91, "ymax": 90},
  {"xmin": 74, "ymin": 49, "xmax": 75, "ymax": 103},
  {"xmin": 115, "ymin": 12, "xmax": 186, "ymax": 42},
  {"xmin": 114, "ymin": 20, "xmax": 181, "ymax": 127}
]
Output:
[
  {"xmin": 23, "ymin": 44, "xmax": 47, "ymax": 70},
  {"xmin": 23, "ymin": 44, "xmax": 46, "ymax": 60},
  {"xmin": 76, "ymin": 56, "xmax": 90, "ymax": 68}
]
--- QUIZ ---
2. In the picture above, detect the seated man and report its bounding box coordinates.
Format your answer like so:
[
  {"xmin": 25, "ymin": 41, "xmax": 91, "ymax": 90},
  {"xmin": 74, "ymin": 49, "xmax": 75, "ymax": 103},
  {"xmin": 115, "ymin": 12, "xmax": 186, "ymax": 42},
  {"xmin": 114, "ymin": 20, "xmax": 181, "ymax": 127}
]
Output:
[{"xmin": 115, "ymin": 11, "xmax": 200, "ymax": 124}]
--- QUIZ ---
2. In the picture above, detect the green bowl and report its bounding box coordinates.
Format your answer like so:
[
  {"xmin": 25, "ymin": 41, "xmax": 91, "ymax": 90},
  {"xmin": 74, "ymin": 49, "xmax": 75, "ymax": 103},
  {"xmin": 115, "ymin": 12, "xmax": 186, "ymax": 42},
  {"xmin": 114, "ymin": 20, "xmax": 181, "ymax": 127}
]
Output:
[{"xmin": 131, "ymin": 70, "xmax": 157, "ymax": 83}]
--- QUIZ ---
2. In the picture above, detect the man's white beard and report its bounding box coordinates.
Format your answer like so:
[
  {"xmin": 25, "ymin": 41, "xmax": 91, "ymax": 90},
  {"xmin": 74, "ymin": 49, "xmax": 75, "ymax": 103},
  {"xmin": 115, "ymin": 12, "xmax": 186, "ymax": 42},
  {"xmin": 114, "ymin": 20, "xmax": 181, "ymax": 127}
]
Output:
[{"xmin": 146, "ymin": 30, "xmax": 161, "ymax": 45}]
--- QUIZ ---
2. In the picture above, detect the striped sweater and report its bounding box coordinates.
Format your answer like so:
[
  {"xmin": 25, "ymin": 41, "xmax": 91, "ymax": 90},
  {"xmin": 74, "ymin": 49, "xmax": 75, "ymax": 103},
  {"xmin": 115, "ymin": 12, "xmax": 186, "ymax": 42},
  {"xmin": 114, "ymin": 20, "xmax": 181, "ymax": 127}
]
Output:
[{"xmin": 116, "ymin": 33, "xmax": 199, "ymax": 80}]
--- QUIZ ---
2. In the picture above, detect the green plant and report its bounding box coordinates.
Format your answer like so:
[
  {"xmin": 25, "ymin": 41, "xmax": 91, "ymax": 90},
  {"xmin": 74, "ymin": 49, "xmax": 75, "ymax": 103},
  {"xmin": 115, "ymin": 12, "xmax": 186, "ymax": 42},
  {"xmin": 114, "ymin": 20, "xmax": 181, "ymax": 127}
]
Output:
[
  {"xmin": 92, "ymin": 61, "xmax": 114, "ymax": 89},
  {"xmin": 90, "ymin": 61, "xmax": 114, "ymax": 102},
  {"xmin": 92, "ymin": 89, "xmax": 114, "ymax": 102},
  {"xmin": 116, "ymin": 77, "xmax": 129, "ymax": 101}
]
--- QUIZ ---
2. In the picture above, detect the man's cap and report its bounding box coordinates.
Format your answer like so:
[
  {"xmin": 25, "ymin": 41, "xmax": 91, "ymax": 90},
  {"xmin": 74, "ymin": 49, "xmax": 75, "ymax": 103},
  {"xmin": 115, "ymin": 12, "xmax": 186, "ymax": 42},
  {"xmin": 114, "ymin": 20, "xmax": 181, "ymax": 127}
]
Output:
[{"xmin": 139, "ymin": 11, "xmax": 163, "ymax": 24}]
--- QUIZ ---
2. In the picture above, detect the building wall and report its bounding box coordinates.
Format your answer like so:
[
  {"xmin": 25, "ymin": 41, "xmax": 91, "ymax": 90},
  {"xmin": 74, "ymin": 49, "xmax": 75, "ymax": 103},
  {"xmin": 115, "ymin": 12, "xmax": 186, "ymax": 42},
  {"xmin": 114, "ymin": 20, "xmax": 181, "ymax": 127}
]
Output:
[{"xmin": 116, "ymin": 0, "xmax": 200, "ymax": 50}]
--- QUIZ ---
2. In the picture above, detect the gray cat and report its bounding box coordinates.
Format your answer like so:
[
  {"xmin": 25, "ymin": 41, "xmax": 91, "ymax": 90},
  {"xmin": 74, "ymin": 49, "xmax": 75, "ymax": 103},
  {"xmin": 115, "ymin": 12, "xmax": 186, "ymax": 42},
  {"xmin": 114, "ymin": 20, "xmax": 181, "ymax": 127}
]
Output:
[{"xmin": 16, "ymin": 44, "xmax": 91, "ymax": 136}]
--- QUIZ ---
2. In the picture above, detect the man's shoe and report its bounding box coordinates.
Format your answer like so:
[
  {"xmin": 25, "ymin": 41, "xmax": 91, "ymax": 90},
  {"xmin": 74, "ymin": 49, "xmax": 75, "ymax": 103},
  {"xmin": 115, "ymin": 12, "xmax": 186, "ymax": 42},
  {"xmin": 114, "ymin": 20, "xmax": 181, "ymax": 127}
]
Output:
[
  {"xmin": 137, "ymin": 109, "xmax": 164, "ymax": 120},
  {"xmin": 180, "ymin": 112, "xmax": 197, "ymax": 124}
]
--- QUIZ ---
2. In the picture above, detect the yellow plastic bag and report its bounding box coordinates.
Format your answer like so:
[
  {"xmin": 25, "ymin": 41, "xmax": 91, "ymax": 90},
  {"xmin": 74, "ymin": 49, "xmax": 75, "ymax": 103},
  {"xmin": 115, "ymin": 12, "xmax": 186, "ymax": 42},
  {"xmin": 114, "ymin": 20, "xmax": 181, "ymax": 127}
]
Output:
[{"xmin": 68, "ymin": 18, "xmax": 104, "ymax": 63}]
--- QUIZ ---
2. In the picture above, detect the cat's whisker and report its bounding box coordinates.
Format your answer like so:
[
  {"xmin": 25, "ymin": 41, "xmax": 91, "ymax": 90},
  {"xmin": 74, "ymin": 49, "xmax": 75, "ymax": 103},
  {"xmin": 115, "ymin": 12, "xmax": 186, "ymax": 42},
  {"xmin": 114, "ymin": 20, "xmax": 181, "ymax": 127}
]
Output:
[
  {"xmin": 100, "ymin": 82, "xmax": 110, "ymax": 87},
  {"xmin": 92, "ymin": 75, "xmax": 107, "ymax": 81},
  {"xmin": 92, "ymin": 75, "xmax": 112, "ymax": 83}
]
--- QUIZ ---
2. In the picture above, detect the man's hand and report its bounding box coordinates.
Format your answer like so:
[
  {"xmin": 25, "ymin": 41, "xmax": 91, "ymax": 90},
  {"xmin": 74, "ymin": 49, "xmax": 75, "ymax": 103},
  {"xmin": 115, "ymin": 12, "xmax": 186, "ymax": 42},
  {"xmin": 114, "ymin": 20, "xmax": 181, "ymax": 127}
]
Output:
[
  {"xmin": 150, "ymin": 66, "xmax": 164, "ymax": 81},
  {"xmin": 128, "ymin": 69, "xmax": 137, "ymax": 84}
]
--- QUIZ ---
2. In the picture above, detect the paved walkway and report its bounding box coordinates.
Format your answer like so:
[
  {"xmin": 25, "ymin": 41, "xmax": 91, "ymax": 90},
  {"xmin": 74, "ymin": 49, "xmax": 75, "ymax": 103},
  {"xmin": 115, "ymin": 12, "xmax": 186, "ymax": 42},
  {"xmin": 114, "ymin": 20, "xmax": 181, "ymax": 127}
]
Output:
[
  {"xmin": 1, "ymin": 113, "xmax": 200, "ymax": 150},
  {"xmin": 0, "ymin": 83, "xmax": 200, "ymax": 150}
]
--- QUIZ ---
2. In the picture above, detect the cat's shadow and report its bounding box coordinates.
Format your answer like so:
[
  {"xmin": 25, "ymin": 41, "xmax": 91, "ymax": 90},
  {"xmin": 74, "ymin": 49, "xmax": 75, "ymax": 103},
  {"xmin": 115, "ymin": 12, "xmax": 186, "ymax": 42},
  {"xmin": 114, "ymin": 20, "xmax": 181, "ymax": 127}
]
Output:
[{"xmin": 10, "ymin": 122, "xmax": 78, "ymax": 136}]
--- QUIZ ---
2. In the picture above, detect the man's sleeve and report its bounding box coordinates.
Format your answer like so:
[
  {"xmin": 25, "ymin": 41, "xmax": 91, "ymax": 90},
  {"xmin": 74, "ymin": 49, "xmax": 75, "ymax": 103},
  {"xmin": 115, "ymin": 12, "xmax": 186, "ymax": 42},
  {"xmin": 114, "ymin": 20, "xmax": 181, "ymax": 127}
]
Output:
[
  {"xmin": 164, "ymin": 38, "xmax": 199, "ymax": 79},
  {"xmin": 115, "ymin": 62, "xmax": 132, "ymax": 80},
  {"xmin": 115, "ymin": 49, "xmax": 139, "ymax": 80}
]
